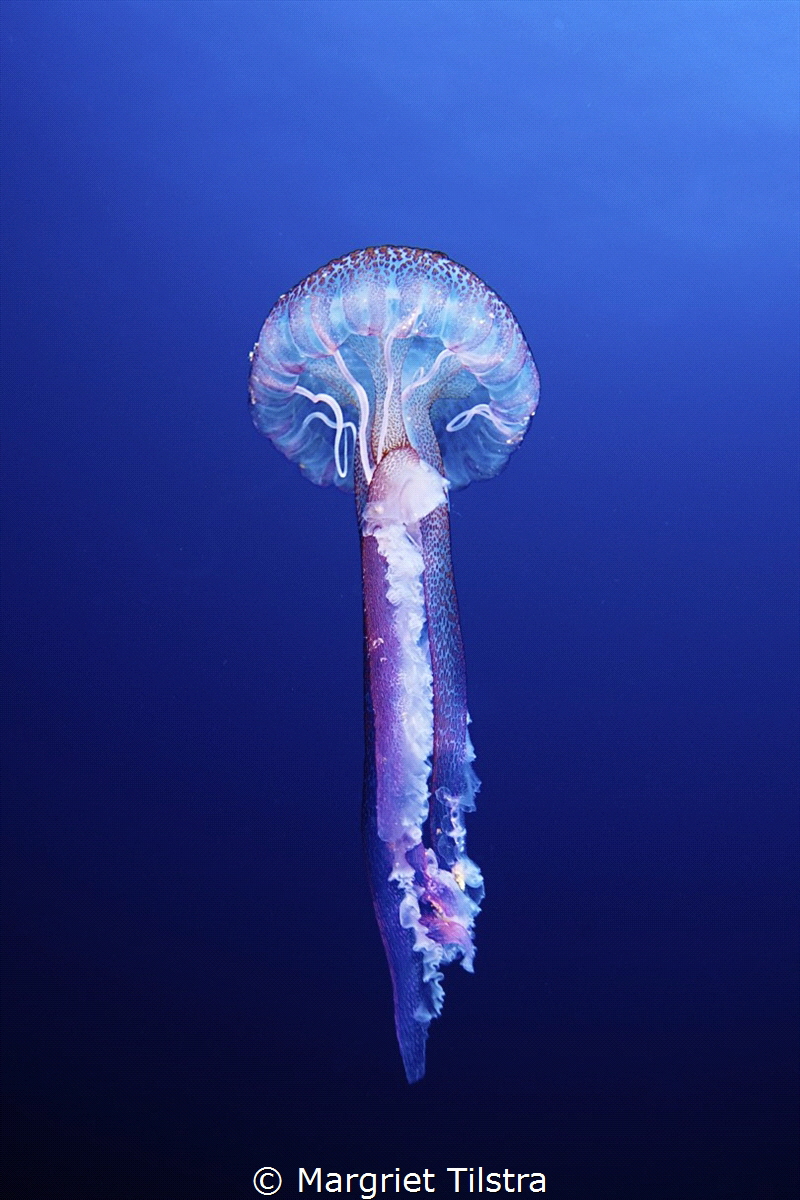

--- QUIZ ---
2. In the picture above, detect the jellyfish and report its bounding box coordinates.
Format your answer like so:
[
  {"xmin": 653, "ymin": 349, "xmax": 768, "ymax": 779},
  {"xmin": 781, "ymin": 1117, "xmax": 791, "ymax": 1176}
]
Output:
[{"xmin": 249, "ymin": 247, "xmax": 539, "ymax": 1082}]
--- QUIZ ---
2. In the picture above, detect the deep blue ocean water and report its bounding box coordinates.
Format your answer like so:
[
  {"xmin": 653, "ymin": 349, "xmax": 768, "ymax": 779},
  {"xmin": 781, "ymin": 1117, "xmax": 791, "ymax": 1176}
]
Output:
[{"xmin": 2, "ymin": 2, "xmax": 798, "ymax": 1197}]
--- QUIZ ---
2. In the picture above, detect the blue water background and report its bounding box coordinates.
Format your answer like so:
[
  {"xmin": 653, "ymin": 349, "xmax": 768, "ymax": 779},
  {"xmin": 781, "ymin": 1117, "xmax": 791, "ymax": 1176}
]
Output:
[{"xmin": 2, "ymin": 2, "xmax": 798, "ymax": 1197}]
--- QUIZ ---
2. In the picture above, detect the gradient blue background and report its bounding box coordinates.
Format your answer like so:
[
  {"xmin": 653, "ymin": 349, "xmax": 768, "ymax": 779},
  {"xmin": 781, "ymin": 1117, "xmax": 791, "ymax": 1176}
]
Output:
[{"xmin": 2, "ymin": 2, "xmax": 798, "ymax": 1197}]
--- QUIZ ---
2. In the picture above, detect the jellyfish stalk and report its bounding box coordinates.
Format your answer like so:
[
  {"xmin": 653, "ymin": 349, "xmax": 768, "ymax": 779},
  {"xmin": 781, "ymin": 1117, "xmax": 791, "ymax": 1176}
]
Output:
[{"xmin": 249, "ymin": 247, "xmax": 539, "ymax": 1081}]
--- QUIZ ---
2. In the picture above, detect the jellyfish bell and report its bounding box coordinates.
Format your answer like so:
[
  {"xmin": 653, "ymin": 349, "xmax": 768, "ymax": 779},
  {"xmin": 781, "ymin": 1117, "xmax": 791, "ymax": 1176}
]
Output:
[
  {"xmin": 248, "ymin": 246, "xmax": 539, "ymax": 495},
  {"xmin": 249, "ymin": 247, "xmax": 539, "ymax": 1083}
]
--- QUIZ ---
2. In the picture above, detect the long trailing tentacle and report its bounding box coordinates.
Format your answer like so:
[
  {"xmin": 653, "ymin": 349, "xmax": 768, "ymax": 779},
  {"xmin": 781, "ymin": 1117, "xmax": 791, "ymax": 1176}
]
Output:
[{"xmin": 359, "ymin": 448, "xmax": 482, "ymax": 1082}]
